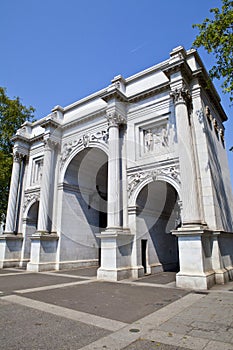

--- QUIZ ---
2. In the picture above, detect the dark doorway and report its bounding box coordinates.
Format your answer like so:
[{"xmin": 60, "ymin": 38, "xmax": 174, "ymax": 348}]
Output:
[{"xmin": 141, "ymin": 239, "xmax": 147, "ymax": 273}]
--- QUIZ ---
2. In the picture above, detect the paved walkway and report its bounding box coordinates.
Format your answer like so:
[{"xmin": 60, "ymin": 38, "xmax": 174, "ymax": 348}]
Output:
[{"xmin": 0, "ymin": 267, "xmax": 233, "ymax": 349}]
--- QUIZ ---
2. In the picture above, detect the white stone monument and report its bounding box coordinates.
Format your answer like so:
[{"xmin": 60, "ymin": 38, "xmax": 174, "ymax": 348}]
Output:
[{"xmin": 1, "ymin": 46, "xmax": 233, "ymax": 289}]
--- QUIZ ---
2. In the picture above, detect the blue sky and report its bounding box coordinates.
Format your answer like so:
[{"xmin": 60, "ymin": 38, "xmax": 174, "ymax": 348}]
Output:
[{"xmin": 1, "ymin": 0, "xmax": 232, "ymax": 183}]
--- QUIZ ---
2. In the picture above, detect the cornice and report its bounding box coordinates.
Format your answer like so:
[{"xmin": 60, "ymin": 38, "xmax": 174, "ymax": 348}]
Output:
[
  {"xmin": 30, "ymin": 134, "xmax": 44, "ymax": 143},
  {"xmin": 40, "ymin": 116, "xmax": 61, "ymax": 129},
  {"xmin": 163, "ymin": 59, "xmax": 193, "ymax": 83},
  {"xmin": 101, "ymin": 87, "xmax": 128, "ymax": 103},
  {"xmin": 11, "ymin": 134, "xmax": 30, "ymax": 144}
]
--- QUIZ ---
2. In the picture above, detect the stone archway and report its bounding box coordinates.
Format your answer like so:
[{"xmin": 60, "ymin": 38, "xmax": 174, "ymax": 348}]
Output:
[
  {"xmin": 21, "ymin": 200, "xmax": 39, "ymax": 265},
  {"xmin": 58, "ymin": 147, "xmax": 108, "ymax": 269},
  {"xmin": 136, "ymin": 180, "xmax": 180, "ymax": 275}
]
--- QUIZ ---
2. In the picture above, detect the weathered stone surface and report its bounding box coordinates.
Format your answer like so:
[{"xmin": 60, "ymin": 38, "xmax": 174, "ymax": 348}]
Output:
[{"xmin": 1, "ymin": 46, "xmax": 233, "ymax": 290}]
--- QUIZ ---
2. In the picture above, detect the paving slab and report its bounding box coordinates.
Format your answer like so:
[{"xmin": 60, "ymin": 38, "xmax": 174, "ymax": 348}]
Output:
[
  {"xmin": 0, "ymin": 268, "xmax": 25, "ymax": 275},
  {"xmin": 21, "ymin": 281, "xmax": 187, "ymax": 323},
  {"xmin": 0, "ymin": 298, "xmax": 110, "ymax": 350},
  {"xmin": 0, "ymin": 273, "xmax": 85, "ymax": 294},
  {"xmin": 51, "ymin": 266, "xmax": 98, "ymax": 277},
  {"xmin": 156, "ymin": 292, "xmax": 233, "ymax": 344},
  {"xmin": 1, "ymin": 268, "xmax": 233, "ymax": 349},
  {"xmin": 133, "ymin": 272, "xmax": 177, "ymax": 285},
  {"xmin": 123, "ymin": 339, "xmax": 190, "ymax": 349}
]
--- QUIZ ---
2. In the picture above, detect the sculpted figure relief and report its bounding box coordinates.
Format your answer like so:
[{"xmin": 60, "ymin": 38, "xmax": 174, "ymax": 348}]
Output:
[
  {"xmin": 145, "ymin": 129, "xmax": 153, "ymax": 151},
  {"xmin": 144, "ymin": 125, "xmax": 168, "ymax": 153}
]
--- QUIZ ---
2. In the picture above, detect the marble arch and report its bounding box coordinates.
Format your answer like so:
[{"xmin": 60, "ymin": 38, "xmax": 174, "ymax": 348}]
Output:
[
  {"xmin": 134, "ymin": 179, "xmax": 180, "ymax": 275},
  {"xmin": 60, "ymin": 141, "xmax": 109, "ymax": 183},
  {"xmin": 1, "ymin": 46, "xmax": 233, "ymax": 289},
  {"xmin": 23, "ymin": 195, "xmax": 40, "ymax": 219},
  {"xmin": 128, "ymin": 171, "xmax": 181, "ymax": 208}
]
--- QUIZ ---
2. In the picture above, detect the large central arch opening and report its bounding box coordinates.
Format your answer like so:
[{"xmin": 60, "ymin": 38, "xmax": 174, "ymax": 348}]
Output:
[
  {"xmin": 60, "ymin": 147, "xmax": 108, "ymax": 267},
  {"xmin": 136, "ymin": 180, "xmax": 180, "ymax": 275}
]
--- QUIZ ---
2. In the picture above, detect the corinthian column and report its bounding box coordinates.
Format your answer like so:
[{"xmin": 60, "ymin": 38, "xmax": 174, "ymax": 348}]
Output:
[
  {"xmin": 37, "ymin": 139, "xmax": 54, "ymax": 233},
  {"xmin": 5, "ymin": 151, "xmax": 22, "ymax": 233},
  {"xmin": 106, "ymin": 111, "xmax": 125, "ymax": 228},
  {"xmin": 170, "ymin": 86, "xmax": 202, "ymax": 225}
]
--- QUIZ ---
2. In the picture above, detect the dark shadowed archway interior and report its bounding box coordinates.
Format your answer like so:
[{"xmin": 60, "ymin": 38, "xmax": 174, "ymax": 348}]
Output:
[
  {"xmin": 23, "ymin": 201, "xmax": 39, "ymax": 261},
  {"xmin": 61, "ymin": 147, "xmax": 108, "ymax": 265},
  {"xmin": 136, "ymin": 180, "xmax": 180, "ymax": 274}
]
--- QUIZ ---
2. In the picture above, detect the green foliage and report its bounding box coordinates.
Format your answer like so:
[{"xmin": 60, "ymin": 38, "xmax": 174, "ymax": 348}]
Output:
[
  {"xmin": 0, "ymin": 87, "xmax": 34, "ymax": 219},
  {"xmin": 193, "ymin": 0, "xmax": 233, "ymax": 101}
]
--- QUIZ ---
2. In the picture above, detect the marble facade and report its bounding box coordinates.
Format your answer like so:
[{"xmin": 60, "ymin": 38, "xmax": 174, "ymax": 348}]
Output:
[{"xmin": 1, "ymin": 46, "xmax": 233, "ymax": 289}]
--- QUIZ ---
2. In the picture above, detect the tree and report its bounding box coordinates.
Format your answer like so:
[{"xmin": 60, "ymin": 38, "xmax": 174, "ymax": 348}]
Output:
[
  {"xmin": 0, "ymin": 87, "xmax": 34, "ymax": 219},
  {"xmin": 192, "ymin": 0, "xmax": 233, "ymax": 102}
]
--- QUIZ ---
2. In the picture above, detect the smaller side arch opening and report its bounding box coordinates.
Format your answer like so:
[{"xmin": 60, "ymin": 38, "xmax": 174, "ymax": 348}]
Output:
[
  {"xmin": 22, "ymin": 200, "xmax": 39, "ymax": 262},
  {"xmin": 136, "ymin": 180, "xmax": 180, "ymax": 275}
]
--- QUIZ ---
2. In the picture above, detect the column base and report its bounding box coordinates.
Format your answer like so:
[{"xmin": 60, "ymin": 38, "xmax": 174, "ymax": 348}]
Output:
[
  {"xmin": 176, "ymin": 271, "xmax": 215, "ymax": 290},
  {"xmin": 131, "ymin": 266, "xmax": 146, "ymax": 279},
  {"xmin": 173, "ymin": 227, "xmax": 216, "ymax": 290},
  {"xmin": 27, "ymin": 233, "xmax": 58, "ymax": 272},
  {"xmin": 27, "ymin": 261, "xmax": 57, "ymax": 272},
  {"xmin": 0, "ymin": 234, "xmax": 23, "ymax": 268},
  {"xmin": 225, "ymin": 266, "xmax": 233, "ymax": 281},
  {"xmin": 214, "ymin": 268, "xmax": 229, "ymax": 285},
  {"xmin": 19, "ymin": 259, "xmax": 30, "ymax": 269},
  {"xmin": 97, "ymin": 229, "xmax": 134, "ymax": 281},
  {"xmin": 149, "ymin": 263, "xmax": 164, "ymax": 274},
  {"xmin": 97, "ymin": 266, "xmax": 133, "ymax": 281}
]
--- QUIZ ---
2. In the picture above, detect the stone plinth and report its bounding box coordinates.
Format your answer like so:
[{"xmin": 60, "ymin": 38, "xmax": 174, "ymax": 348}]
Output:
[
  {"xmin": 27, "ymin": 233, "xmax": 58, "ymax": 272},
  {"xmin": 0, "ymin": 234, "xmax": 23, "ymax": 268},
  {"xmin": 97, "ymin": 229, "xmax": 134, "ymax": 281},
  {"xmin": 173, "ymin": 227, "xmax": 215, "ymax": 289}
]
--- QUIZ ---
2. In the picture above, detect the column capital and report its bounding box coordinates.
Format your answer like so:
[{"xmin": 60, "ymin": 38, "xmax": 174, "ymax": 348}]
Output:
[
  {"xmin": 170, "ymin": 85, "xmax": 192, "ymax": 106},
  {"xmin": 13, "ymin": 151, "xmax": 24, "ymax": 163},
  {"xmin": 106, "ymin": 111, "xmax": 126, "ymax": 128},
  {"xmin": 43, "ymin": 137, "xmax": 60, "ymax": 151}
]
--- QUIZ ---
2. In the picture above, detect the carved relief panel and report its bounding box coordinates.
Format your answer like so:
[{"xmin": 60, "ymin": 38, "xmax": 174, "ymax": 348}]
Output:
[
  {"xmin": 143, "ymin": 123, "xmax": 169, "ymax": 154},
  {"xmin": 137, "ymin": 115, "xmax": 175, "ymax": 159},
  {"xmin": 31, "ymin": 156, "xmax": 44, "ymax": 186}
]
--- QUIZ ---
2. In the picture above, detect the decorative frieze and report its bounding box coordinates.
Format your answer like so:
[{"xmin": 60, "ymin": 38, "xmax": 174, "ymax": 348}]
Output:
[
  {"xmin": 128, "ymin": 165, "xmax": 180, "ymax": 196},
  {"xmin": 219, "ymin": 128, "xmax": 225, "ymax": 143},
  {"xmin": 83, "ymin": 134, "xmax": 90, "ymax": 148},
  {"xmin": 203, "ymin": 106, "xmax": 225, "ymax": 145},
  {"xmin": 60, "ymin": 129, "xmax": 109, "ymax": 168},
  {"xmin": 23, "ymin": 192, "xmax": 40, "ymax": 212},
  {"xmin": 205, "ymin": 106, "xmax": 212, "ymax": 121}
]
